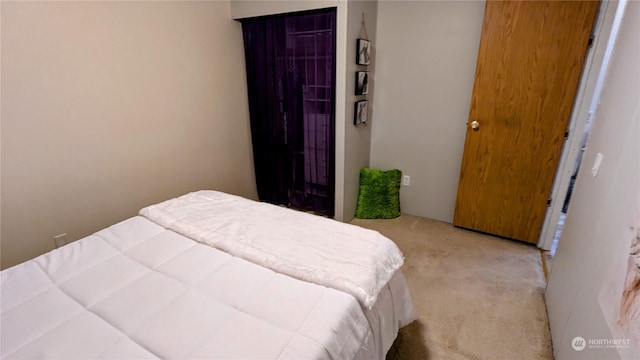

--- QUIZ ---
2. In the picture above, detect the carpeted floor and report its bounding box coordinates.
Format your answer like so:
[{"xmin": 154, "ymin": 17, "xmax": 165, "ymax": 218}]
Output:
[{"xmin": 351, "ymin": 214, "xmax": 553, "ymax": 360}]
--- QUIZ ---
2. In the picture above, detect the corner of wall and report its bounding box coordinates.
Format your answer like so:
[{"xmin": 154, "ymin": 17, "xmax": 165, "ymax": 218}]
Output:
[
  {"xmin": 1, "ymin": 1, "xmax": 255, "ymax": 268},
  {"xmin": 339, "ymin": 0, "xmax": 378, "ymax": 222}
]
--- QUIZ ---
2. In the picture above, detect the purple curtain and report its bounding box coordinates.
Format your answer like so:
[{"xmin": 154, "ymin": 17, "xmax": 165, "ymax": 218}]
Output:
[{"xmin": 241, "ymin": 9, "xmax": 336, "ymax": 216}]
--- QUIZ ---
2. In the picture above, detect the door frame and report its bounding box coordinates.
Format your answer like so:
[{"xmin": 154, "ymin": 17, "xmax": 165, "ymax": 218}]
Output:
[{"xmin": 538, "ymin": 0, "xmax": 626, "ymax": 250}]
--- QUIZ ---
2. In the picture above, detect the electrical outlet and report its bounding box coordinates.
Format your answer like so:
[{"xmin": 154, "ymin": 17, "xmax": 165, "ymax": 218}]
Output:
[
  {"xmin": 54, "ymin": 233, "xmax": 67, "ymax": 248},
  {"xmin": 402, "ymin": 175, "xmax": 411, "ymax": 186}
]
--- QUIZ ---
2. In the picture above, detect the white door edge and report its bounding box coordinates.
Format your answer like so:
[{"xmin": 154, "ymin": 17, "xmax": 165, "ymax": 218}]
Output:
[{"xmin": 538, "ymin": 0, "xmax": 622, "ymax": 250}]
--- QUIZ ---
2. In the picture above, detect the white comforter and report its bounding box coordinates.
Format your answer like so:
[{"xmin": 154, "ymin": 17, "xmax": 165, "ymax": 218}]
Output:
[
  {"xmin": 140, "ymin": 191, "xmax": 405, "ymax": 309},
  {"xmin": 1, "ymin": 192, "xmax": 416, "ymax": 359},
  {"xmin": 1, "ymin": 216, "xmax": 415, "ymax": 359}
]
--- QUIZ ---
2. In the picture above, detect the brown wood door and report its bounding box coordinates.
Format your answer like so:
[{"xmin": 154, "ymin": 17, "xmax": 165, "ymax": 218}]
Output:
[{"xmin": 453, "ymin": 0, "xmax": 600, "ymax": 244}]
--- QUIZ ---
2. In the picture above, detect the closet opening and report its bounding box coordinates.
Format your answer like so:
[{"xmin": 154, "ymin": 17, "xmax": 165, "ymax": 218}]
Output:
[{"xmin": 241, "ymin": 9, "xmax": 337, "ymax": 217}]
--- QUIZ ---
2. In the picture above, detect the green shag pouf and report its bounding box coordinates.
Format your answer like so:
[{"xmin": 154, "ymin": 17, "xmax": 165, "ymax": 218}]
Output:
[{"xmin": 355, "ymin": 168, "xmax": 402, "ymax": 219}]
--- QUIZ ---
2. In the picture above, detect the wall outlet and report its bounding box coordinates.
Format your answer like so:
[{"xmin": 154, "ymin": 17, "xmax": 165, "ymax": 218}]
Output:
[
  {"xmin": 402, "ymin": 175, "xmax": 411, "ymax": 186},
  {"xmin": 53, "ymin": 233, "xmax": 67, "ymax": 248}
]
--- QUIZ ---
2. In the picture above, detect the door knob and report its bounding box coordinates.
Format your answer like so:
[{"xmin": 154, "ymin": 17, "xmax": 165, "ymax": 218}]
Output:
[{"xmin": 470, "ymin": 120, "xmax": 480, "ymax": 131}]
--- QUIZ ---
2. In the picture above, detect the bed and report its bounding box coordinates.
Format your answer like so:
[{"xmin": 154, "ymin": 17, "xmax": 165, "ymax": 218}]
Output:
[{"xmin": 1, "ymin": 191, "xmax": 416, "ymax": 359}]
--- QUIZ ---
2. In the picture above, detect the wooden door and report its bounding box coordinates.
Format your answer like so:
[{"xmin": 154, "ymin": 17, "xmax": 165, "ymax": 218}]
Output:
[{"xmin": 453, "ymin": 0, "xmax": 600, "ymax": 244}]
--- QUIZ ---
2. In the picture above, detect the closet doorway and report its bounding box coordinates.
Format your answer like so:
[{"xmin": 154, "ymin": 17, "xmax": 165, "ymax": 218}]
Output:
[{"xmin": 241, "ymin": 9, "xmax": 336, "ymax": 216}]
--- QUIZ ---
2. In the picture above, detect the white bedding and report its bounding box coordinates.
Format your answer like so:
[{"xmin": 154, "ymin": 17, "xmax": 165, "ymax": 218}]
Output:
[
  {"xmin": 1, "ymin": 195, "xmax": 416, "ymax": 359},
  {"xmin": 140, "ymin": 191, "xmax": 405, "ymax": 309}
]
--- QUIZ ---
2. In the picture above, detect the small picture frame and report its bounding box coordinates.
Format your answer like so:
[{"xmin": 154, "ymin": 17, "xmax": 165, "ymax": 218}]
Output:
[
  {"xmin": 354, "ymin": 100, "xmax": 368, "ymax": 125},
  {"xmin": 356, "ymin": 39, "xmax": 371, "ymax": 65},
  {"xmin": 355, "ymin": 71, "xmax": 369, "ymax": 95}
]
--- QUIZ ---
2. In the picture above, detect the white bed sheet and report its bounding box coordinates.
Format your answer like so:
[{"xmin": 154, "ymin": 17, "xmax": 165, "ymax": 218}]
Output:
[{"xmin": 1, "ymin": 216, "xmax": 415, "ymax": 359}]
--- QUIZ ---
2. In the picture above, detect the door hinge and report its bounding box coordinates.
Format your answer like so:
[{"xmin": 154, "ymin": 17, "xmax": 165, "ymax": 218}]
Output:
[
  {"xmin": 564, "ymin": 130, "xmax": 569, "ymax": 139},
  {"xmin": 547, "ymin": 198, "xmax": 552, "ymax": 207},
  {"xmin": 588, "ymin": 36, "xmax": 594, "ymax": 48}
]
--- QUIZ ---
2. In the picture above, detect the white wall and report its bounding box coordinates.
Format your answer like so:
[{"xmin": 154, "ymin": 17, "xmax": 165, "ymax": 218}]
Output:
[
  {"xmin": 370, "ymin": 0, "xmax": 485, "ymax": 222},
  {"xmin": 1, "ymin": 1, "xmax": 257, "ymax": 269},
  {"xmin": 545, "ymin": 1, "xmax": 639, "ymax": 359}
]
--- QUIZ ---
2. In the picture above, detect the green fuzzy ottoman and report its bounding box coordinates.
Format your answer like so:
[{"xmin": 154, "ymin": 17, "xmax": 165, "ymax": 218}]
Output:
[{"xmin": 355, "ymin": 168, "xmax": 402, "ymax": 219}]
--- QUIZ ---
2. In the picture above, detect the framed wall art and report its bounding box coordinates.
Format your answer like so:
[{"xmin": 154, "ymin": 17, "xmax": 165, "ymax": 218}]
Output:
[
  {"xmin": 355, "ymin": 71, "xmax": 369, "ymax": 95},
  {"xmin": 354, "ymin": 100, "xmax": 368, "ymax": 125},
  {"xmin": 356, "ymin": 39, "xmax": 371, "ymax": 65}
]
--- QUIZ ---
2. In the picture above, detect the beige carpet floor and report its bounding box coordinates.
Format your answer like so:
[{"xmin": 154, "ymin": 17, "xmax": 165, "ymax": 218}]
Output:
[{"xmin": 351, "ymin": 214, "xmax": 553, "ymax": 360}]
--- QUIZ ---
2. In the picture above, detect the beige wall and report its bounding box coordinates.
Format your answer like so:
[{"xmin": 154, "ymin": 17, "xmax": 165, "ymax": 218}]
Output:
[
  {"xmin": 1, "ymin": 1, "xmax": 257, "ymax": 269},
  {"xmin": 546, "ymin": 1, "xmax": 639, "ymax": 359},
  {"xmin": 370, "ymin": 1, "xmax": 485, "ymax": 222}
]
